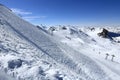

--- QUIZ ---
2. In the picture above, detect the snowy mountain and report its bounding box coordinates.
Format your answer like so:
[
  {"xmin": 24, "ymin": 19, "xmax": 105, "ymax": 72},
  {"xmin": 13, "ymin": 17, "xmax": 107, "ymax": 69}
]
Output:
[
  {"xmin": 47, "ymin": 26, "xmax": 120, "ymax": 80},
  {"xmin": 0, "ymin": 4, "xmax": 120, "ymax": 80}
]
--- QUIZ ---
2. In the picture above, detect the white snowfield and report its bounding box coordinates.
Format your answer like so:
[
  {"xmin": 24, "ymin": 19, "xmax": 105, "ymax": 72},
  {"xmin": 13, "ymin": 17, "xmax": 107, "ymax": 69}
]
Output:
[{"xmin": 0, "ymin": 4, "xmax": 120, "ymax": 80}]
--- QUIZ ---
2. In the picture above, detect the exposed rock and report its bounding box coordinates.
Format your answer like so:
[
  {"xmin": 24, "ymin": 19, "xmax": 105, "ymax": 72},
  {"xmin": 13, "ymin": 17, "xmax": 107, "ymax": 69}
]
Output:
[
  {"xmin": 8, "ymin": 59, "xmax": 23, "ymax": 69},
  {"xmin": 97, "ymin": 28, "xmax": 108, "ymax": 38},
  {"xmin": 49, "ymin": 27, "xmax": 56, "ymax": 31},
  {"xmin": 91, "ymin": 27, "xmax": 95, "ymax": 31},
  {"xmin": 62, "ymin": 26, "xmax": 67, "ymax": 30}
]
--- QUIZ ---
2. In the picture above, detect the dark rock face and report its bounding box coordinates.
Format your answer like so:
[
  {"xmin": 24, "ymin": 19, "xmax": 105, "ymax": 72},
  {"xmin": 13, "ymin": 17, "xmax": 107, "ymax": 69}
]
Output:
[
  {"xmin": 62, "ymin": 26, "xmax": 67, "ymax": 30},
  {"xmin": 98, "ymin": 28, "xmax": 120, "ymax": 40},
  {"xmin": 49, "ymin": 27, "xmax": 56, "ymax": 31},
  {"xmin": 98, "ymin": 28, "xmax": 109, "ymax": 38},
  {"xmin": 8, "ymin": 59, "xmax": 22, "ymax": 69},
  {"xmin": 91, "ymin": 27, "xmax": 95, "ymax": 31}
]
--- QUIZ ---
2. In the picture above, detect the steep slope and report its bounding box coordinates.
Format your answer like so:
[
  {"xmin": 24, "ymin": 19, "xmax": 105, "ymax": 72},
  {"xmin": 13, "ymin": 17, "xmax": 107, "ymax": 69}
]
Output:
[
  {"xmin": 0, "ymin": 4, "xmax": 114, "ymax": 80},
  {"xmin": 0, "ymin": 4, "xmax": 79, "ymax": 80},
  {"xmin": 0, "ymin": 25, "xmax": 76, "ymax": 80}
]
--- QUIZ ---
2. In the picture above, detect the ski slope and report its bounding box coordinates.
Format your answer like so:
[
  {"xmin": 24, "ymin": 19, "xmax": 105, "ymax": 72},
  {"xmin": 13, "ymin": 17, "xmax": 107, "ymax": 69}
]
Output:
[
  {"xmin": 0, "ymin": 4, "xmax": 120, "ymax": 80},
  {"xmin": 50, "ymin": 26, "xmax": 120, "ymax": 80}
]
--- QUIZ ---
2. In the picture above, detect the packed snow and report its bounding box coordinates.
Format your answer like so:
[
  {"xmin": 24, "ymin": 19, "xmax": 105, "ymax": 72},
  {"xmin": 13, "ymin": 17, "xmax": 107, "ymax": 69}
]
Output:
[
  {"xmin": 0, "ymin": 4, "xmax": 120, "ymax": 80},
  {"xmin": 49, "ymin": 26, "xmax": 120, "ymax": 80}
]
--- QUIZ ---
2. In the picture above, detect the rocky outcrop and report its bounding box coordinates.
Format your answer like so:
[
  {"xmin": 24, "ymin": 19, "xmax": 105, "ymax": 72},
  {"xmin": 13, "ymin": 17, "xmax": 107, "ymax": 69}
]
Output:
[
  {"xmin": 97, "ymin": 28, "xmax": 108, "ymax": 38},
  {"xmin": 8, "ymin": 59, "xmax": 23, "ymax": 69}
]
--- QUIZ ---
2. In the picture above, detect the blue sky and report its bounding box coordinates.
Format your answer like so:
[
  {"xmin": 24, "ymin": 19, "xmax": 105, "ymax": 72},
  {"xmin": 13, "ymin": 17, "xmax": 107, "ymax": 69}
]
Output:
[{"xmin": 0, "ymin": 0, "xmax": 120, "ymax": 26}]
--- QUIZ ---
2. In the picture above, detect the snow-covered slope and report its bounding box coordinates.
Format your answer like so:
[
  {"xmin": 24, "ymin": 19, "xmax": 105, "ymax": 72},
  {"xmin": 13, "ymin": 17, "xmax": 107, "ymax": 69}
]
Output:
[
  {"xmin": 0, "ymin": 4, "xmax": 120, "ymax": 80},
  {"xmin": 0, "ymin": 4, "xmax": 80, "ymax": 80},
  {"xmin": 49, "ymin": 26, "xmax": 120, "ymax": 80},
  {"xmin": 0, "ymin": 70, "xmax": 15, "ymax": 80}
]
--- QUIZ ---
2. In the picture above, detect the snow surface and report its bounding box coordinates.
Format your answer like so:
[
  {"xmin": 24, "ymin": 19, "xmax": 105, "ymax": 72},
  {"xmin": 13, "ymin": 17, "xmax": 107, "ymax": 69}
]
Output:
[
  {"xmin": 50, "ymin": 26, "xmax": 120, "ymax": 80},
  {"xmin": 0, "ymin": 4, "xmax": 120, "ymax": 80}
]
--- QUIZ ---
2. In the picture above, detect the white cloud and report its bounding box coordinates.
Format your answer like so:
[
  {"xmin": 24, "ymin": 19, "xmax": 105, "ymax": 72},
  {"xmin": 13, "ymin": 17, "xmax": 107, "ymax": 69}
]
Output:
[
  {"xmin": 11, "ymin": 8, "xmax": 47, "ymax": 23},
  {"xmin": 23, "ymin": 16, "xmax": 46, "ymax": 19},
  {"xmin": 11, "ymin": 8, "xmax": 32, "ymax": 15},
  {"xmin": 23, "ymin": 16, "xmax": 47, "ymax": 22}
]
